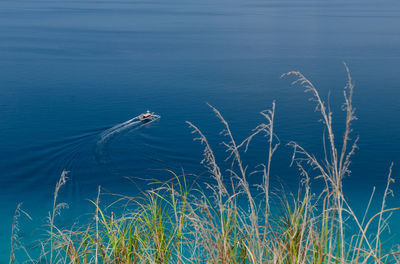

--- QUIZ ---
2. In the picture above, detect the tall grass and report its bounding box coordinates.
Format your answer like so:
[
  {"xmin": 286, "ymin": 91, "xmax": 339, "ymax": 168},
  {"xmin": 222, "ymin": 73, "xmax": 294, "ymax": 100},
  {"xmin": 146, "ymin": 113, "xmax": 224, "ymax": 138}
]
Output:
[
  {"xmin": 9, "ymin": 203, "xmax": 32, "ymax": 264},
  {"xmin": 10, "ymin": 66, "xmax": 399, "ymax": 264}
]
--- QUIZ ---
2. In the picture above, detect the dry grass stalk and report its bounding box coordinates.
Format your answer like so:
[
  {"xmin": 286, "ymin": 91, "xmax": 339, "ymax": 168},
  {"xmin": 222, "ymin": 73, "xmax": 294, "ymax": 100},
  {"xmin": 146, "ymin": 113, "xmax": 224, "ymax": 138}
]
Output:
[
  {"xmin": 282, "ymin": 63, "xmax": 358, "ymax": 263},
  {"xmin": 49, "ymin": 170, "xmax": 69, "ymax": 264},
  {"xmin": 9, "ymin": 203, "xmax": 32, "ymax": 264}
]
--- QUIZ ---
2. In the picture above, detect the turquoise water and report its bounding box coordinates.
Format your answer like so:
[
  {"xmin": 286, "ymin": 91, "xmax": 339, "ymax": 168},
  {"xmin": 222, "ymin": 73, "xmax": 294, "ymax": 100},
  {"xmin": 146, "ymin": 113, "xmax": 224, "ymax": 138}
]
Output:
[{"xmin": 1, "ymin": 0, "xmax": 400, "ymax": 261}]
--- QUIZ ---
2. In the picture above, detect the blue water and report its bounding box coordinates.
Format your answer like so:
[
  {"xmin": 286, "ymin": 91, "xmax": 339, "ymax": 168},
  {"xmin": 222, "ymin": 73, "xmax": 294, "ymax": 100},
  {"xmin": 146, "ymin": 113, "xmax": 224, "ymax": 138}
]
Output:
[{"xmin": 1, "ymin": 0, "xmax": 400, "ymax": 261}]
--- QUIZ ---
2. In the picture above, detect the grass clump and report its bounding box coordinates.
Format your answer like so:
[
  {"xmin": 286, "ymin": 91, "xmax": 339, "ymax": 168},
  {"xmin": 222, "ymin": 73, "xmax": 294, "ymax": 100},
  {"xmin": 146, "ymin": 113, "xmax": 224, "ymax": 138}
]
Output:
[{"xmin": 10, "ymin": 65, "xmax": 399, "ymax": 264}]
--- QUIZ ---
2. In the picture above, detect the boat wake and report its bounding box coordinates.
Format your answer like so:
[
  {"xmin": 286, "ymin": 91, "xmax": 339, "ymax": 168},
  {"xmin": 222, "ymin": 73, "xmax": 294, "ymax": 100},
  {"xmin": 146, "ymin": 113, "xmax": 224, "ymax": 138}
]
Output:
[
  {"xmin": 95, "ymin": 114, "xmax": 160, "ymax": 164},
  {"xmin": 4, "ymin": 112, "xmax": 160, "ymax": 196}
]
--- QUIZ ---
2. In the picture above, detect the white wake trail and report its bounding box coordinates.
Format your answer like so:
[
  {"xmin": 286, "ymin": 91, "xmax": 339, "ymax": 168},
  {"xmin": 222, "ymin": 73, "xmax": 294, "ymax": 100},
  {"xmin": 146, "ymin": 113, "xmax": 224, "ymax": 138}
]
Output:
[
  {"xmin": 98, "ymin": 117, "xmax": 140, "ymax": 144},
  {"xmin": 95, "ymin": 114, "xmax": 160, "ymax": 164}
]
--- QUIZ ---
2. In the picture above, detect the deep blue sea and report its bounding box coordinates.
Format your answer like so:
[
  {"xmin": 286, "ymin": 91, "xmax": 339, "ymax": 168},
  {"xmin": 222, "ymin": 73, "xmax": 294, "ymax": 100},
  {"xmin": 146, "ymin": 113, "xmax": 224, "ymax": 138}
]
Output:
[{"xmin": 1, "ymin": 0, "xmax": 400, "ymax": 261}]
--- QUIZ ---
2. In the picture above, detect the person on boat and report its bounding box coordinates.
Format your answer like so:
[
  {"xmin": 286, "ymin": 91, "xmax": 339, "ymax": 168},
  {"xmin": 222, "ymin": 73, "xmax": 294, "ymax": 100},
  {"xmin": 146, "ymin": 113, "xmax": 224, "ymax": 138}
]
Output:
[{"xmin": 141, "ymin": 110, "xmax": 152, "ymax": 119}]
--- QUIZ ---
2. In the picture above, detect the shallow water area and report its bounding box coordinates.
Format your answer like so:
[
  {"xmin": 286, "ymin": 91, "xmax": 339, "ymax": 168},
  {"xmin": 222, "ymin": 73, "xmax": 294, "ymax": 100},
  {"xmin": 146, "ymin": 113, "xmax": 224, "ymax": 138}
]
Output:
[{"xmin": 1, "ymin": 0, "xmax": 400, "ymax": 261}]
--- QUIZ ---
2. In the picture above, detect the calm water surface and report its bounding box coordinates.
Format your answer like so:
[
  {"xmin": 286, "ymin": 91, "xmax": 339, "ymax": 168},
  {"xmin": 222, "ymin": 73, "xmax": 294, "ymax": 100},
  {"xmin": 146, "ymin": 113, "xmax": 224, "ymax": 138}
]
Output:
[{"xmin": 1, "ymin": 0, "xmax": 400, "ymax": 261}]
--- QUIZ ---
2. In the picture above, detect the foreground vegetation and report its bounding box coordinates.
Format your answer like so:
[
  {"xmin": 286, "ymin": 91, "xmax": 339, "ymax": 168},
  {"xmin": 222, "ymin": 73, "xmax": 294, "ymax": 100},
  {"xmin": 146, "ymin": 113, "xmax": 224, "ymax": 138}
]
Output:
[{"xmin": 10, "ymin": 66, "xmax": 400, "ymax": 263}]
